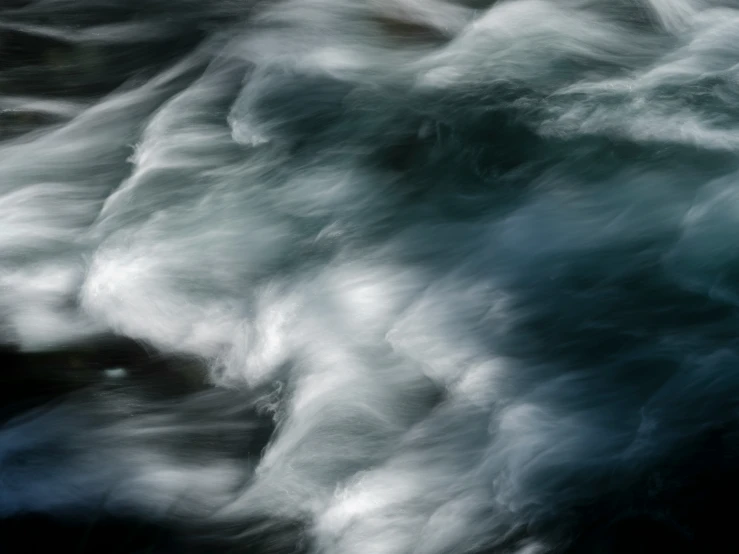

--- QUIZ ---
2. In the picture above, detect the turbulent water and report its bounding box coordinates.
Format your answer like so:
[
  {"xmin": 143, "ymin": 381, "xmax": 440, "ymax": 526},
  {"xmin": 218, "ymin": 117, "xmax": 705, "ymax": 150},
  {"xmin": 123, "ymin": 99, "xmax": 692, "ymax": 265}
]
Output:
[{"xmin": 3, "ymin": 0, "xmax": 739, "ymax": 552}]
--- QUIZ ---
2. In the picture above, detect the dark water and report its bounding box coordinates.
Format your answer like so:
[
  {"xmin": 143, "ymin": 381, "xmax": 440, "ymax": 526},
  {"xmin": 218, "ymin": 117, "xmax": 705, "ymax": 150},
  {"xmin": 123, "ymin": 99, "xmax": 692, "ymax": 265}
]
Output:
[{"xmin": 3, "ymin": 0, "xmax": 739, "ymax": 552}]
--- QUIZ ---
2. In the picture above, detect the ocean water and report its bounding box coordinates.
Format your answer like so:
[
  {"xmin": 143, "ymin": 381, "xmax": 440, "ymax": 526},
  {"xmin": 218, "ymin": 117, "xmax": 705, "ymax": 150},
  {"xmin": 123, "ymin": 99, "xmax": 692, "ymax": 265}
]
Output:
[{"xmin": 2, "ymin": 1, "xmax": 739, "ymax": 552}]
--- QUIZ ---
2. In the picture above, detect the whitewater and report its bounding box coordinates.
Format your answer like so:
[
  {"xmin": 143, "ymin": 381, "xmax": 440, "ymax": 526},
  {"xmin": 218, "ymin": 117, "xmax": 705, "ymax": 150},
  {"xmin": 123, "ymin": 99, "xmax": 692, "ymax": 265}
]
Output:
[{"xmin": 2, "ymin": 1, "xmax": 739, "ymax": 552}]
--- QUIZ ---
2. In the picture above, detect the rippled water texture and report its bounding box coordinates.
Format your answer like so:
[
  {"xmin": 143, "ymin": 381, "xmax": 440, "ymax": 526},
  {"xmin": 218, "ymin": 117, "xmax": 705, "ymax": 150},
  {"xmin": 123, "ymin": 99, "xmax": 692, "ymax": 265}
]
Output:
[{"xmin": 3, "ymin": 1, "xmax": 739, "ymax": 552}]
